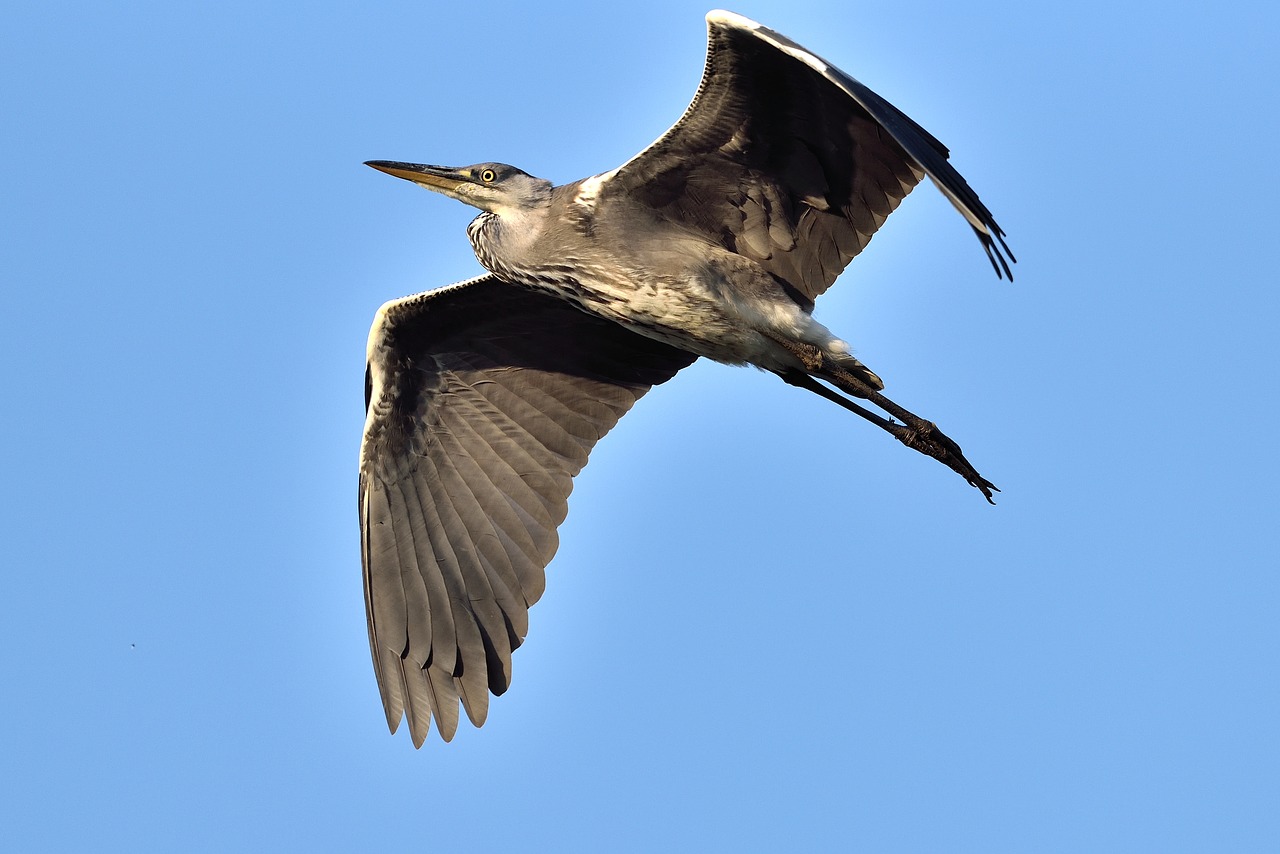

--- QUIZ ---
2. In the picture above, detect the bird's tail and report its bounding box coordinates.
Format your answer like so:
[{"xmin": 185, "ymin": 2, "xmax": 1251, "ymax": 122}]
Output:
[{"xmin": 828, "ymin": 352, "xmax": 884, "ymax": 391}]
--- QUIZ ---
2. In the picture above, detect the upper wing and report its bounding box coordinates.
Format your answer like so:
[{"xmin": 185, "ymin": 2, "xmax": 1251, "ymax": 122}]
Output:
[
  {"xmin": 605, "ymin": 10, "xmax": 1013, "ymax": 306},
  {"xmin": 359, "ymin": 275, "xmax": 695, "ymax": 746}
]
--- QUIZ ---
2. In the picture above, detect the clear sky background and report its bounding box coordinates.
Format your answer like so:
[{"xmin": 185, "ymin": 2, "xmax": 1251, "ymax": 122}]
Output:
[{"xmin": 3, "ymin": 1, "xmax": 1277, "ymax": 851}]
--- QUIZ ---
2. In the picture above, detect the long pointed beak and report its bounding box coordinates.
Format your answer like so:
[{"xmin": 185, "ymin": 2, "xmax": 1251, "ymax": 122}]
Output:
[{"xmin": 364, "ymin": 161, "xmax": 470, "ymax": 193}]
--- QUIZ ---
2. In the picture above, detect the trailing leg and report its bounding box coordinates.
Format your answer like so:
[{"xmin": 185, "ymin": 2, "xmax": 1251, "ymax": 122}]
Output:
[{"xmin": 777, "ymin": 365, "xmax": 998, "ymax": 503}]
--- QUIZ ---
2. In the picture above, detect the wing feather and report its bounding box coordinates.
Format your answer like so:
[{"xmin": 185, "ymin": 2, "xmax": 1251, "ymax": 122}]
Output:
[
  {"xmin": 359, "ymin": 276, "xmax": 695, "ymax": 745},
  {"xmin": 408, "ymin": 456, "xmax": 488, "ymax": 733},
  {"xmin": 606, "ymin": 10, "xmax": 1013, "ymax": 306}
]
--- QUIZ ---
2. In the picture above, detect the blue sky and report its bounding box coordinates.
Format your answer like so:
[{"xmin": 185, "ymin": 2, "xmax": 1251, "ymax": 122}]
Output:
[{"xmin": 3, "ymin": 0, "xmax": 1278, "ymax": 851}]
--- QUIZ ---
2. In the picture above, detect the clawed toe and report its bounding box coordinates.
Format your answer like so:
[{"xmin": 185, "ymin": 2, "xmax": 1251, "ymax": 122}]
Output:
[{"xmin": 892, "ymin": 420, "xmax": 998, "ymax": 503}]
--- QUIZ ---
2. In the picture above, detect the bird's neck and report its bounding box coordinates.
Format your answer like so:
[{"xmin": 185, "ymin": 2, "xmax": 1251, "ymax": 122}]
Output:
[{"xmin": 466, "ymin": 209, "xmax": 548, "ymax": 280}]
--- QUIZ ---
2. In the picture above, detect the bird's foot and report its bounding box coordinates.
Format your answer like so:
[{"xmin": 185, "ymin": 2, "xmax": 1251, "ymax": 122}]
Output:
[{"xmin": 886, "ymin": 417, "xmax": 998, "ymax": 504}]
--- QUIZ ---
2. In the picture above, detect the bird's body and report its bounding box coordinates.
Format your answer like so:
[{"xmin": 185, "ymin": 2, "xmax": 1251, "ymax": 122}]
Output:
[
  {"xmin": 466, "ymin": 171, "xmax": 861, "ymax": 373},
  {"xmin": 361, "ymin": 10, "xmax": 1014, "ymax": 747}
]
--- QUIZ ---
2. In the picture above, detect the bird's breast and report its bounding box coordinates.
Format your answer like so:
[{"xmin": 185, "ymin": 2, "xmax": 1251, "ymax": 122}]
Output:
[{"xmin": 470, "ymin": 213, "xmax": 830, "ymax": 369}]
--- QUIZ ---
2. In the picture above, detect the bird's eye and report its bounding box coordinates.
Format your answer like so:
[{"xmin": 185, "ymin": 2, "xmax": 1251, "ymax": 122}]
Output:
[{"xmin": 480, "ymin": 168, "xmax": 497, "ymax": 183}]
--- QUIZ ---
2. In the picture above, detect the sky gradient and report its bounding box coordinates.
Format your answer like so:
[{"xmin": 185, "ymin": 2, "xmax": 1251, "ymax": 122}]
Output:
[{"xmin": 3, "ymin": 1, "xmax": 1278, "ymax": 851}]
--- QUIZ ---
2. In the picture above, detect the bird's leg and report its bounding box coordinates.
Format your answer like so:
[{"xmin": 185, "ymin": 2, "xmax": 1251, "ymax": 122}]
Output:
[{"xmin": 767, "ymin": 338, "xmax": 998, "ymax": 502}]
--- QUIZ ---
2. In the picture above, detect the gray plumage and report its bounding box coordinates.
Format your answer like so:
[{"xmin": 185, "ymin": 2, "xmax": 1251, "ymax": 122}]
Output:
[{"xmin": 361, "ymin": 10, "xmax": 1014, "ymax": 747}]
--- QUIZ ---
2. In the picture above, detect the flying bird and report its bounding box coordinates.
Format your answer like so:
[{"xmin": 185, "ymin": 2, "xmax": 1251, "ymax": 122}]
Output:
[{"xmin": 361, "ymin": 9, "xmax": 1013, "ymax": 747}]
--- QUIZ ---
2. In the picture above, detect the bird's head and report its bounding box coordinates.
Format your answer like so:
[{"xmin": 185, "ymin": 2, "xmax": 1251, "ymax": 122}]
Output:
[{"xmin": 365, "ymin": 160, "xmax": 552, "ymax": 217}]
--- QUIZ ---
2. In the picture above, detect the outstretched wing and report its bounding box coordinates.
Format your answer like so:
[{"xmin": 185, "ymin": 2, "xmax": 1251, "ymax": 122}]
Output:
[
  {"xmin": 359, "ymin": 276, "xmax": 695, "ymax": 746},
  {"xmin": 605, "ymin": 10, "xmax": 1013, "ymax": 306}
]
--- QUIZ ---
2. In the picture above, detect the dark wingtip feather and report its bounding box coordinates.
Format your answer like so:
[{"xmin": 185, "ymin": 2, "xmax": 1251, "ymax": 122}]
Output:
[{"xmin": 976, "ymin": 224, "xmax": 1015, "ymax": 282}]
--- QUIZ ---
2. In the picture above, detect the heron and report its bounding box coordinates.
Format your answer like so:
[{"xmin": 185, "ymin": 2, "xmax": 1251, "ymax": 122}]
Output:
[{"xmin": 361, "ymin": 9, "xmax": 1013, "ymax": 747}]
